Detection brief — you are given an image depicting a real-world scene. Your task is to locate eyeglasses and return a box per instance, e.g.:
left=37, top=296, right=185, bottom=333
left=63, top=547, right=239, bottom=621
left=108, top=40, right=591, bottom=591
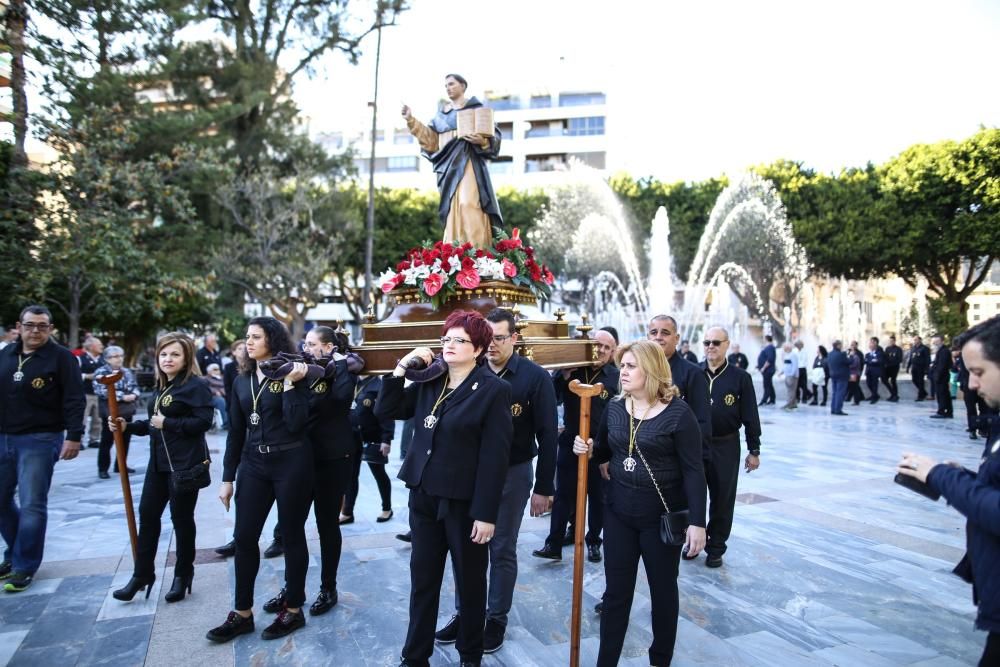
left=20, top=323, right=52, bottom=331
left=703, top=339, right=728, bottom=347
left=439, top=336, right=471, bottom=346
left=491, top=335, right=513, bottom=343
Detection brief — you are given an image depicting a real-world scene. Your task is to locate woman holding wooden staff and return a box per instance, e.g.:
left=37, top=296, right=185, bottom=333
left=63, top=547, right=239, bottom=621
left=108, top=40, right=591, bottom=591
left=108, top=332, right=213, bottom=603
left=574, top=339, right=706, bottom=667
left=375, top=310, right=511, bottom=667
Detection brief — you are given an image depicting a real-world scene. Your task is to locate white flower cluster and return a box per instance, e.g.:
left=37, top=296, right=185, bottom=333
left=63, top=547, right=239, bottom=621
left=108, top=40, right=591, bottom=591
left=378, top=255, right=507, bottom=289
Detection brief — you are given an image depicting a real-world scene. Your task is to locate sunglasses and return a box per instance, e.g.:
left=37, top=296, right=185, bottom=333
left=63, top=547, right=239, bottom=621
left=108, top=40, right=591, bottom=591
left=703, top=339, right=728, bottom=347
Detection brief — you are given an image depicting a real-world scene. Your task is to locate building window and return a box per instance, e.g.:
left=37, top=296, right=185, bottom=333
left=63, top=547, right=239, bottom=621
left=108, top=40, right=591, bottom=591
left=530, top=95, right=551, bottom=108
left=393, top=129, right=414, bottom=144
left=497, top=122, right=514, bottom=140
left=525, top=121, right=552, bottom=138
left=559, top=92, right=606, bottom=107
left=487, top=96, right=521, bottom=111
left=370, top=129, right=385, bottom=143
left=489, top=158, right=513, bottom=175
left=566, top=116, right=605, bottom=136
left=387, top=156, right=419, bottom=172
left=525, top=154, right=567, bottom=173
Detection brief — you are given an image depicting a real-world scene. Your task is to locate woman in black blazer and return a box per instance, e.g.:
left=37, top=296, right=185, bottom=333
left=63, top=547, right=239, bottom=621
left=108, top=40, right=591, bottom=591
left=375, top=309, right=512, bottom=667
left=208, top=316, right=312, bottom=643
left=109, top=332, right=214, bottom=603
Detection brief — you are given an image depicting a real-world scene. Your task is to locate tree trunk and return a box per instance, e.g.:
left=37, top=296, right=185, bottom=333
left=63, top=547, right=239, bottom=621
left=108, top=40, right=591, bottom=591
left=68, top=278, right=82, bottom=349
left=5, top=0, right=28, bottom=167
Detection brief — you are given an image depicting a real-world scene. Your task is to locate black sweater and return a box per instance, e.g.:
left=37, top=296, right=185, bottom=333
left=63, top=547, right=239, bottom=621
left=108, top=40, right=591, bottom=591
left=0, top=339, right=85, bottom=441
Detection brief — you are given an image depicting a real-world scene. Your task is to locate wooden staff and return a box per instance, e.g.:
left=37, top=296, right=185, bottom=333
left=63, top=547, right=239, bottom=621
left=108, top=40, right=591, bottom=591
left=568, top=378, right=604, bottom=667
left=97, top=371, right=139, bottom=561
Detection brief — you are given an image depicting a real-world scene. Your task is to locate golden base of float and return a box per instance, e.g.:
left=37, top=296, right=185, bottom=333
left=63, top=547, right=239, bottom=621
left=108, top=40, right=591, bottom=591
left=353, top=280, right=599, bottom=374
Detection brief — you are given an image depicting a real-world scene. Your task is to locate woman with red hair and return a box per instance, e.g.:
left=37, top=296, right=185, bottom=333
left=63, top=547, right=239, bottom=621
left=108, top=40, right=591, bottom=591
left=376, top=309, right=512, bottom=667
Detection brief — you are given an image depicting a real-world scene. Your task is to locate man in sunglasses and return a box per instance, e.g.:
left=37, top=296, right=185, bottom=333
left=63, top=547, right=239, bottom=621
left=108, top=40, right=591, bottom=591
left=0, top=305, right=86, bottom=592
left=700, top=327, right=761, bottom=568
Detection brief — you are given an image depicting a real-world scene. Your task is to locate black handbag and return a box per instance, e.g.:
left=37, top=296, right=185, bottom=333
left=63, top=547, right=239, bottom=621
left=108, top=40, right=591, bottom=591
left=634, top=442, right=690, bottom=546
left=161, top=431, right=211, bottom=494
left=361, top=442, right=388, bottom=465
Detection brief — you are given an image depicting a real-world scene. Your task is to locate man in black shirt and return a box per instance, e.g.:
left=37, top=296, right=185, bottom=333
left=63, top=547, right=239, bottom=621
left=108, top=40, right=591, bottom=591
left=908, top=335, right=930, bottom=401
left=930, top=335, right=954, bottom=418
left=436, top=309, right=558, bottom=653
left=533, top=329, right=618, bottom=564
left=701, top=327, right=761, bottom=568
left=680, top=340, right=699, bottom=365
left=196, top=333, right=223, bottom=376
left=79, top=336, right=104, bottom=448
left=0, top=305, right=85, bottom=592
left=757, top=336, right=777, bottom=405
left=882, top=335, right=903, bottom=402
left=727, top=344, right=749, bottom=371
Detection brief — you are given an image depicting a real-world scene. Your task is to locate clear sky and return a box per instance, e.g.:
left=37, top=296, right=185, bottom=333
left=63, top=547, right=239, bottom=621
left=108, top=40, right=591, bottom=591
left=293, top=0, right=1000, bottom=182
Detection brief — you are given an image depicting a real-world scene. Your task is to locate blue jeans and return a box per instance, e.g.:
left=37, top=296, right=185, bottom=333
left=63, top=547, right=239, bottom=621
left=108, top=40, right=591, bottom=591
left=831, top=379, right=848, bottom=414
left=0, top=432, right=63, bottom=574
left=211, top=396, right=229, bottom=428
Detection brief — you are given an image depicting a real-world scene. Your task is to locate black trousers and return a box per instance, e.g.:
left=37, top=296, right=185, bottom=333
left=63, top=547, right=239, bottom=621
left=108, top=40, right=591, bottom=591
left=882, top=366, right=899, bottom=398
left=98, top=416, right=132, bottom=474
left=705, top=435, right=741, bottom=557
left=599, top=498, right=682, bottom=667
left=403, top=488, right=489, bottom=665
left=313, top=455, right=352, bottom=589
left=810, top=380, right=828, bottom=404
left=135, top=466, right=198, bottom=579
left=547, top=447, right=604, bottom=549
left=865, top=373, right=881, bottom=400
left=761, top=370, right=776, bottom=403
left=797, top=368, right=811, bottom=401
left=935, top=380, right=953, bottom=416
left=847, top=378, right=864, bottom=404
left=343, top=434, right=391, bottom=514
left=981, top=631, right=1000, bottom=667
left=963, top=389, right=988, bottom=432
left=233, top=444, right=314, bottom=610
left=912, top=367, right=928, bottom=399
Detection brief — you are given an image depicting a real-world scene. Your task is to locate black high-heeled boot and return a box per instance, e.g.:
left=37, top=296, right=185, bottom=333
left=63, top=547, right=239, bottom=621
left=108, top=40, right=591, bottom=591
left=113, top=575, right=155, bottom=601
left=164, top=574, right=193, bottom=603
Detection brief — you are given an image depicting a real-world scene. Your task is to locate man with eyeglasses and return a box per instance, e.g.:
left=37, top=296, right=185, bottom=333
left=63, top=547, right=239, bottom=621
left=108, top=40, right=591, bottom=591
left=700, top=327, right=761, bottom=568
left=435, top=309, right=558, bottom=654
left=0, top=305, right=86, bottom=592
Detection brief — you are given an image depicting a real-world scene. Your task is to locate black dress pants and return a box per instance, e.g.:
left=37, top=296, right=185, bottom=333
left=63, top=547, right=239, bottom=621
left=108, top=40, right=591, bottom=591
left=882, top=367, right=899, bottom=398
left=980, top=631, right=1000, bottom=667
left=912, top=368, right=927, bottom=399
left=343, top=434, right=392, bottom=514
left=705, top=435, right=741, bottom=557
left=546, top=445, right=604, bottom=549
left=797, top=368, right=811, bottom=401
left=135, top=466, right=198, bottom=579
left=599, top=496, right=682, bottom=667
left=761, top=370, right=776, bottom=403
left=233, top=444, right=314, bottom=610
left=865, top=373, right=880, bottom=400
left=313, top=455, right=352, bottom=589
left=935, top=380, right=953, bottom=416
left=810, top=380, right=828, bottom=404
left=403, top=488, right=489, bottom=665
left=98, top=416, right=132, bottom=474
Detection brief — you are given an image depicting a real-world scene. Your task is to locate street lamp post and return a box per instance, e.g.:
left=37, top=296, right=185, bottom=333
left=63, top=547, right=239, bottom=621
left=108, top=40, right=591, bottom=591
left=362, top=25, right=383, bottom=313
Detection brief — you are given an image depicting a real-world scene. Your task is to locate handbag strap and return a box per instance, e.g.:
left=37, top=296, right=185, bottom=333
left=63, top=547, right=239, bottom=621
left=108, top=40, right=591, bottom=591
left=156, top=425, right=211, bottom=474
left=632, top=440, right=673, bottom=515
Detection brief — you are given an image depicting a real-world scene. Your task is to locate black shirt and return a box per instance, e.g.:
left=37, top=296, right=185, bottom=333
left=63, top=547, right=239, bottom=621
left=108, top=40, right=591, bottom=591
left=667, top=352, right=712, bottom=459
left=223, top=372, right=312, bottom=481
left=908, top=344, right=930, bottom=371
left=553, top=363, right=620, bottom=446
left=703, top=360, right=762, bottom=451
left=307, top=358, right=356, bottom=461
left=727, top=352, right=749, bottom=370
left=0, top=339, right=86, bottom=441
left=493, top=353, right=558, bottom=497
left=79, top=352, right=102, bottom=395
left=196, top=347, right=222, bottom=376
left=595, top=398, right=707, bottom=527
left=128, top=377, right=213, bottom=473
left=350, top=375, right=395, bottom=444
left=884, top=344, right=903, bottom=369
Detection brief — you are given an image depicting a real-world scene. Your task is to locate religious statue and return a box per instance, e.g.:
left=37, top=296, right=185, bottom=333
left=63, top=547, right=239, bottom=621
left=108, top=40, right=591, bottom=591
left=401, top=73, right=503, bottom=249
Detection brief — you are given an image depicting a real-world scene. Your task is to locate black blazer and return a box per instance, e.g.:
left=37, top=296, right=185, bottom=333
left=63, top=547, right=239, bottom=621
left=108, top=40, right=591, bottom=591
left=128, top=376, right=213, bottom=473
left=931, top=346, right=953, bottom=384
left=375, top=364, right=512, bottom=523
left=306, top=358, right=355, bottom=461
left=351, top=376, right=395, bottom=444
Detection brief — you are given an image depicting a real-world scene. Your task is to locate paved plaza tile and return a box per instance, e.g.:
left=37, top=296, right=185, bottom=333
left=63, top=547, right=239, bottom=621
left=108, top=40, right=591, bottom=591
left=0, top=380, right=986, bottom=666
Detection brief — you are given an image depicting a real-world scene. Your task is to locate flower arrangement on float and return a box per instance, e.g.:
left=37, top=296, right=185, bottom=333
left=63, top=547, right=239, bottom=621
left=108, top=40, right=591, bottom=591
left=378, top=228, right=555, bottom=308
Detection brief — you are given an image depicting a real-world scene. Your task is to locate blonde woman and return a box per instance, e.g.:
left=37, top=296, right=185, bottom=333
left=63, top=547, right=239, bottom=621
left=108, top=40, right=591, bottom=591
left=575, top=339, right=706, bottom=667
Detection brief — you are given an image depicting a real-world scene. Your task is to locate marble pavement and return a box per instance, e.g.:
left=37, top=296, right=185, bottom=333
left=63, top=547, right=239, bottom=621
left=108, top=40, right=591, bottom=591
left=0, top=377, right=988, bottom=666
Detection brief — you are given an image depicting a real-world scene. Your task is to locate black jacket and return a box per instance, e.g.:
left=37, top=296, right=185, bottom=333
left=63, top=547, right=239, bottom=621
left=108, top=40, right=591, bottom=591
left=703, top=361, right=761, bottom=450
left=928, top=417, right=1000, bottom=632
left=128, top=377, right=213, bottom=473
left=827, top=349, right=850, bottom=381
left=350, top=375, right=395, bottom=444
left=375, top=364, right=512, bottom=523
left=79, top=352, right=102, bottom=396
left=884, top=344, right=903, bottom=369
left=554, top=363, right=619, bottom=444
left=223, top=373, right=312, bottom=482
left=931, top=346, right=953, bottom=384
left=667, top=352, right=712, bottom=460
left=306, top=359, right=356, bottom=461
left=0, top=339, right=86, bottom=441
left=196, top=347, right=222, bottom=376
left=727, top=352, right=749, bottom=370
left=908, top=344, right=930, bottom=372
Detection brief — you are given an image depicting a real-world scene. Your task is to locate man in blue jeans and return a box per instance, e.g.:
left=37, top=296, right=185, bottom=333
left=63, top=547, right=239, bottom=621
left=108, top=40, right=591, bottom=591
left=0, top=305, right=85, bottom=592
left=827, top=340, right=851, bottom=416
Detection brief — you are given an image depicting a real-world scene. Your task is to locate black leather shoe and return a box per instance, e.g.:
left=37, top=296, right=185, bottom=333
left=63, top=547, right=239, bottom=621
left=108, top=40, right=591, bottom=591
left=112, top=575, right=155, bottom=601
left=263, top=539, right=284, bottom=559
left=261, top=608, right=305, bottom=640
left=206, top=611, right=254, bottom=643
left=263, top=587, right=287, bottom=613
left=0, top=560, right=11, bottom=580
left=98, top=471, right=110, bottom=479
left=562, top=526, right=575, bottom=546
left=164, top=574, right=192, bottom=603
left=531, top=543, right=561, bottom=561
left=587, top=543, right=602, bottom=563
left=376, top=509, right=394, bottom=523
left=395, top=531, right=411, bottom=543
left=214, top=540, right=236, bottom=558
left=483, top=618, right=505, bottom=653
left=309, top=587, right=337, bottom=616
left=970, top=432, right=979, bottom=440
left=706, top=554, right=723, bottom=568
left=434, top=614, right=460, bottom=643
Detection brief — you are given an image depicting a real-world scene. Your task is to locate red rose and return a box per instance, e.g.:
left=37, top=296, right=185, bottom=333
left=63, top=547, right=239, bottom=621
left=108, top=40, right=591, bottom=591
left=461, top=256, right=475, bottom=271
left=502, top=258, right=517, bottom=278
left=475, top=249, right=485, bottom=258
left=456, top=269, right=481, bottom=289
left=422, top=273, right=444, bottom=296
left=543, top=269, right=554, bottom=285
